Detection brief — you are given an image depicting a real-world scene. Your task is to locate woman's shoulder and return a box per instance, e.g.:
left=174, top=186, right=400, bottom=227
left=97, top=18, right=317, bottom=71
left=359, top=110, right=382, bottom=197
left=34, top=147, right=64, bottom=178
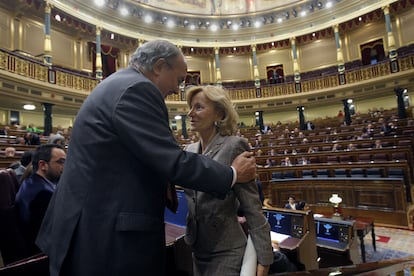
left=221, top=135, right=250, bottom=152
left=224, top=135, right=248, bottom=144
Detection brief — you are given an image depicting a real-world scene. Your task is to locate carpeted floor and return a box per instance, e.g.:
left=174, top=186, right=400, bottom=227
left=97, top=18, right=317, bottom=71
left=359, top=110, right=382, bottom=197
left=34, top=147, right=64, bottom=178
left=364, top=226, right=414, bottom=256
left=363, top=226, right=414, bottom=275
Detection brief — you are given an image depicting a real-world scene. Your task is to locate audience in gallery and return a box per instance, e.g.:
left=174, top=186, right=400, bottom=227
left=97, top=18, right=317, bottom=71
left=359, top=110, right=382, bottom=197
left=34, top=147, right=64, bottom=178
left=0, top=125, right=9, bottom=135
left=15, top=136, right=25, bottom=145
left=264, top=158, right=276, bottom=168
left=307, top=146, right=318, bottom=153
left=24, top=132, right=40, bottom=145
left=306, top=121, right=315, bottom=130
left=281, top=156, right=292, bottom=166
left=331, top=143, right=340, bottom=152
left=374, top=139, right=383, bottom=149
left=347, top=143, right=357, bottom=151
left=47, top=131, right=66, bottom=146
left=262, top=124, right=272, bottom=134
left=297, top=156, right=309, bottom=165
left=8, top=150, right=34, bottom=183
left=25, top=124, right=43, bottom=134
left=4, top=146, right=16, bottom=157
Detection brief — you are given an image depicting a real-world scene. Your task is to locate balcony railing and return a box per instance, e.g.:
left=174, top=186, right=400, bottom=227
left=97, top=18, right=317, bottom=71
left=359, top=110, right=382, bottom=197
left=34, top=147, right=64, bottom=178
left=0, top=48, right=99, bottom=93
left=1, top=47, right=413, bottom=101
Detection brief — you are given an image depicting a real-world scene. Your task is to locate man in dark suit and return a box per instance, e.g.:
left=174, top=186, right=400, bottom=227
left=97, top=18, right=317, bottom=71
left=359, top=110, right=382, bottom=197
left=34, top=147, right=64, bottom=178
left=36, top=40, right=256, bottom=276
left=16, top=144, right=66, bottom=255
left=284, top=195, right=305, bottom=210
left=284, top=195, right=299, bottom=210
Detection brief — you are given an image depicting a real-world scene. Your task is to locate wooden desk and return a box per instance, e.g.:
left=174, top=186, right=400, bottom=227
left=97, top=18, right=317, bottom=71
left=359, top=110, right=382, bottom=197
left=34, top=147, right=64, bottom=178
left=165, top=223, right=192, bottom=275
left=263, top=207, right=319, bottom=270
left=353, top=217, right=376, bottom=263
left=316, top=215, right=376, bottom=264
left=165, top=223, right=186, bottom=247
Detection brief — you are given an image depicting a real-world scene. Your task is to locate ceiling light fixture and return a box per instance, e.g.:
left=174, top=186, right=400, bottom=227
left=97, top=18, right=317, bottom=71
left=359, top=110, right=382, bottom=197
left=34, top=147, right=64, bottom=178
left=144, top=14, right=153, bottom=23
left=23, top=104, right=36, bottom=111
left=120, top=7, right=129, bottom=16
left=94, top=0, right=105, bottom=7
left=166, top=20, right=175, bottom=28
left=210, top=24, right=218, bottom=32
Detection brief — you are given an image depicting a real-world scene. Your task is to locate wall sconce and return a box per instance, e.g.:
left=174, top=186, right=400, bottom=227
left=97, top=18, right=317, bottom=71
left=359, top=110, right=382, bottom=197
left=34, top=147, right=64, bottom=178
left=329, top=194, right=342, bottom=218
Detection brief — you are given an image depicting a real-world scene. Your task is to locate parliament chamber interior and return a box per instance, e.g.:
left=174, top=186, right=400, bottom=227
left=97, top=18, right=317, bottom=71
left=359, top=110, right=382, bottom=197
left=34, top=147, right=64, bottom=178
left=1, top=0, right=414, bottom=275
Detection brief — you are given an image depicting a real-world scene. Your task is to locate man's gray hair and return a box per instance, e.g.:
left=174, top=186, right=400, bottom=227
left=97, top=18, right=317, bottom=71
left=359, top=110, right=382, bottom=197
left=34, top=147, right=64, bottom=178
left=129, top=40, right=182, bottom=72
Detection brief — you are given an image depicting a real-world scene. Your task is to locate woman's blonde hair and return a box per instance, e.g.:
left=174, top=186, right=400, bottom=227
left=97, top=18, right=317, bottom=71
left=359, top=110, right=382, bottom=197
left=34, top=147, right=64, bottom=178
left=186, top=85, right=239, bottom=136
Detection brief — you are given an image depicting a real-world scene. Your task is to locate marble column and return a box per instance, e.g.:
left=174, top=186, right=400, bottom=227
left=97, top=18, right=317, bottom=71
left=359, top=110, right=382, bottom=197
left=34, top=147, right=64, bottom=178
left=95, top=26, right=103, bottom=80
left=334, top=25, right=346, bottom=85
left=44, top=2, right=52, bottom=65
left=383, top=5, right=399, bottom=72
left=43, top=103, right=54, bottom=136
left=214, top=47, right=222, bottom=85
left=291, top=37, right=301, bottom=92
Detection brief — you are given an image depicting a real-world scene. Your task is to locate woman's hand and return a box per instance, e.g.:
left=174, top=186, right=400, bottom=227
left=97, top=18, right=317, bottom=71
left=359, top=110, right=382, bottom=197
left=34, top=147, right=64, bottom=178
left=256, top=264, right=269, bottom=276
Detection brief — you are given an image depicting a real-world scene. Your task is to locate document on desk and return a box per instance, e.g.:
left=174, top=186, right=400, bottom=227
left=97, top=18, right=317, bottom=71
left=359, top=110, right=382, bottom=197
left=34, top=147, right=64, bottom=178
left=270, top=231, right=290, bottom=243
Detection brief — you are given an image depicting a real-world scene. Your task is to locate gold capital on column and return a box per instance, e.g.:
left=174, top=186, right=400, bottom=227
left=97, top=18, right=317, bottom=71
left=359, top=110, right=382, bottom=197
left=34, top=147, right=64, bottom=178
left=45, top=3, right=51, bottom=14
left=382, top=5, right=389, bottom=15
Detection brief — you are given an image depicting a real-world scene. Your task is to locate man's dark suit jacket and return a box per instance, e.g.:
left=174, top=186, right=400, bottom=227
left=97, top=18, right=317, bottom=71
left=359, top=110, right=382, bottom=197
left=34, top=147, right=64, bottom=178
left=15, top=173, right=55, bottom=255
left=36, top=67, right=234, bottom=276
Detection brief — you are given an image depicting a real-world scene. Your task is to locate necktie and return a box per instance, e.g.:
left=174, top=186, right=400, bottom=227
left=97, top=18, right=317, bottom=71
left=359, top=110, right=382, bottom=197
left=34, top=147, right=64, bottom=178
left=166, top=182, right=178, bottom=213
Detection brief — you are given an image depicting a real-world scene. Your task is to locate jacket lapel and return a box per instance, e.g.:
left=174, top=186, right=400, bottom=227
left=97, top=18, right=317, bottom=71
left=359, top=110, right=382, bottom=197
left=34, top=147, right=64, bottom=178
left=203, top=134, right=225, bottom=158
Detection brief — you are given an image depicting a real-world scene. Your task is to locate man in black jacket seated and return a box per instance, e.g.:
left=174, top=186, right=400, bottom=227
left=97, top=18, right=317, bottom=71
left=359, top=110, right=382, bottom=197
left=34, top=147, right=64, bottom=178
left=15, top=144, right=66, bottom=255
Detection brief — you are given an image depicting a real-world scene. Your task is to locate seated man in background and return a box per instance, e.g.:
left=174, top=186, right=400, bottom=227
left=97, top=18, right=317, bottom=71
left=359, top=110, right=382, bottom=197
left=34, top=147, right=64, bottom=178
left=9, top=150, right=34, bottom=183
left=284, top=195, right=305, bottom=210
left=5, top=146, right=16, bottom=157
left=15, top=144, right=66, bottom=255
left=47, top=130, right=66, bottom=146
left=269, top=241, right=298, bottom=274
left=24, top=132, right=41, bottom=145
left=284, top=195, right=298, bottom=210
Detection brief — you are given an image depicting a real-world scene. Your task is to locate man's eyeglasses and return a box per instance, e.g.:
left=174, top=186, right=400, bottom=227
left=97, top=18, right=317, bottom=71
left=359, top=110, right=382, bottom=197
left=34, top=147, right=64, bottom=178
left=48, top=159, right=66, bottom=165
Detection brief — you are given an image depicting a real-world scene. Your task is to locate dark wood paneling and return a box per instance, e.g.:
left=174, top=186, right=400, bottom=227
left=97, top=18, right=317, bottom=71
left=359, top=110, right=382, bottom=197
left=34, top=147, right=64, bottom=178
left=266, top=177, right=408, bottom=227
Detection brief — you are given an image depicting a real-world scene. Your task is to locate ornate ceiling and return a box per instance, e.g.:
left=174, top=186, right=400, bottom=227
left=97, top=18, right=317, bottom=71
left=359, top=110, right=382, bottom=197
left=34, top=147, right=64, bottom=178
left=45, top=0, right=397, bottom=47
left=128, top=0, right=301, bottom=15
